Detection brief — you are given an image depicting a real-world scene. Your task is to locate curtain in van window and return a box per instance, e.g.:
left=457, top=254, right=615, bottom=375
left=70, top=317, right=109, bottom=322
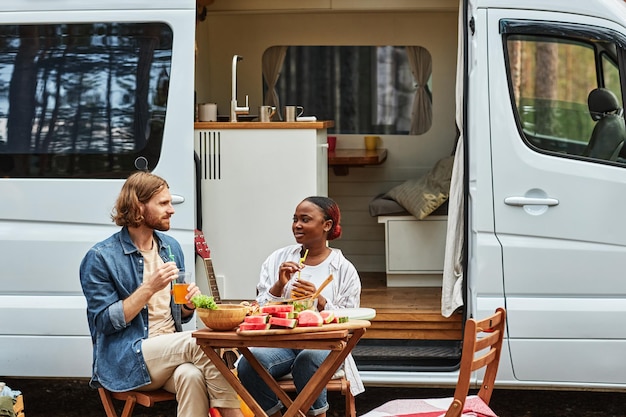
left=406, top=46, right=432, bottom=135
left=262, top=45, right=288, bottom=119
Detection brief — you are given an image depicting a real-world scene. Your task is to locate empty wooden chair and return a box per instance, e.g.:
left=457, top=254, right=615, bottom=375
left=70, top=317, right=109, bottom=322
left=98, top=387, right=176, bottom=417
left=359, top=307, right=506, bottom=417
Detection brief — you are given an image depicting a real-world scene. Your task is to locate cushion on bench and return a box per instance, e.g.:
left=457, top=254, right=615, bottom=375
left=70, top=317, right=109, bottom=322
left=373, top=155, right=453, bottom=219
left=368, top=194, right=410, bottom=217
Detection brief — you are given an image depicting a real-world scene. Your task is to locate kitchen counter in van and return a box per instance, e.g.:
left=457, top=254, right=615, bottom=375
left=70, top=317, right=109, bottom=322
left=194, top=121, right=334, bottom=129
left=194, top=121, right=330, bottom=300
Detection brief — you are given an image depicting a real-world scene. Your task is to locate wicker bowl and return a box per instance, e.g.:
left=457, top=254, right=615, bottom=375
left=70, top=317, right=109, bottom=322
left=197, top=304, right=248, bottom=331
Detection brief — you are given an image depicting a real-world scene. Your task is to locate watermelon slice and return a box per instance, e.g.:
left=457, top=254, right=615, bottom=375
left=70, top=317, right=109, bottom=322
left=273, top=311, right=299, bottom=319
left=244, top=314, right=269, bottom=324
left=297, top=310, right=324, bottom=327
left=260, top=304, right=295, bottom=314
left=320, top=310, right=335, bottom=324
left=239, top=323, right=271, bottom=331
left=269, top=317, right=298, bottom=329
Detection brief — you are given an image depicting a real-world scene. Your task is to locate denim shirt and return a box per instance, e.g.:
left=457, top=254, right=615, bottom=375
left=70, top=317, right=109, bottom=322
left=79, top=227, right=190, bottom=392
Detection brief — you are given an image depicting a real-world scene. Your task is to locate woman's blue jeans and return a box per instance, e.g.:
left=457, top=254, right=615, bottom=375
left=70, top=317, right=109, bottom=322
left=237, top=348, right=331, bottom=416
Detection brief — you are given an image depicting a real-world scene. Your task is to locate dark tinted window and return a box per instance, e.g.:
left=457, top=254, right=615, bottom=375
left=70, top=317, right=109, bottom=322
left=0, top=22, right=172, bottom=178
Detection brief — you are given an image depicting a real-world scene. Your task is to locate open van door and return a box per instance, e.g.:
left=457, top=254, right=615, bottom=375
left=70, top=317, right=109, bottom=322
left=487, top=8, right=626, bottom=385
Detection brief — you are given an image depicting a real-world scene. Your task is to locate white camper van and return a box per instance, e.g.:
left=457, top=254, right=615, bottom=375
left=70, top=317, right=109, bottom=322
left=3, top=0, right=626, bottom=392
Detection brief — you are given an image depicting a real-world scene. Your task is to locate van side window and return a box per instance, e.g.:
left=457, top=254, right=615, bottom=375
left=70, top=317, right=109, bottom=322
left=0, top=22, right=173, bottom=178
left=504, top=27, right=626, bottom=163
left=601, top=53, right=621, bottom=95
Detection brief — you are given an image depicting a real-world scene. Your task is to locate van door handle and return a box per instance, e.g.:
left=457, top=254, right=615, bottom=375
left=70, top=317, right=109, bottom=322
left=504, top=196, right=559, bottom=206
left=171, top=194, right=185, bottom=204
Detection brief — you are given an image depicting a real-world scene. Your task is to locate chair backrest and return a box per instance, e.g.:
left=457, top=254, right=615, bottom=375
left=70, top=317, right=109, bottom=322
left=445, top=307, right=506, bottom=417
left=585, top=88, right=626, bottom=161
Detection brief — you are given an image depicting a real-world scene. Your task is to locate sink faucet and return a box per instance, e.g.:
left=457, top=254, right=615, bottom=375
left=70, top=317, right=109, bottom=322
left=230, top=54, right=249, bottom=122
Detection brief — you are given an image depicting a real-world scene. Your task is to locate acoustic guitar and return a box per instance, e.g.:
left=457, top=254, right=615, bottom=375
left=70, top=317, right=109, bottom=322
left=194, top=229, right=240, bottom=369
left=194, top=229, right=221, bottom=304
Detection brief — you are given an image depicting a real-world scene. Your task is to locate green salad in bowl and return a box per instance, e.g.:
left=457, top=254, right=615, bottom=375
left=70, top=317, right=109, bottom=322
left=290, top=298, right=317, bottom=312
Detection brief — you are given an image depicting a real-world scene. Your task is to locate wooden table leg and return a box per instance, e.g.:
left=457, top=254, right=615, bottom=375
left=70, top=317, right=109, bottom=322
left=198, top=345, right=269, bottom=417
left=237, top=347, right=299, bottom=415
left=283, top=329, right=366, bottom=417
left=283, top=350, right=344, bottom=417
left=324, top=329, right=366, bottom=379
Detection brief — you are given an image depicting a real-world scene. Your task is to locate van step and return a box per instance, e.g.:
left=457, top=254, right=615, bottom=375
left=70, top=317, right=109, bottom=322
left=352, top=340, right=462, bottom=371
left=361, top=310, right=463, bottom=340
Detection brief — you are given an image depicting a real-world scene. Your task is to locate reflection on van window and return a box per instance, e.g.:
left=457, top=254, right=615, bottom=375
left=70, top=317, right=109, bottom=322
left=506, top=33, right=626, bottom=163
left=0, top=23, right=173, bottom=178
left=263, top=45, right=432, bottom=135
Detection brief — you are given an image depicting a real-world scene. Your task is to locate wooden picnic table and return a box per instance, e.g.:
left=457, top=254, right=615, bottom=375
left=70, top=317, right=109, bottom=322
left=193, top=320, right=370, bottom=417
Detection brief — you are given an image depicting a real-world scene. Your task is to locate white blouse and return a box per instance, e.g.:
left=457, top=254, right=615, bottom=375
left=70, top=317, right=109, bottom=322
left=255, top=244, right=364, bottom=395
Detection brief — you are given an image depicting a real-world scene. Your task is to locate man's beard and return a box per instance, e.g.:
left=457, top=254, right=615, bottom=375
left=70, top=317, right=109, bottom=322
left=144, top=211, right=170, bottom=231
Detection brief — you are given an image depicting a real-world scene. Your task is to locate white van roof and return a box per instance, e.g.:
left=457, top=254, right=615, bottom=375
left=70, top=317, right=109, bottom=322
left=477, top=0, right=626, bottom=22
left=0, top=0, right=194, bottom=12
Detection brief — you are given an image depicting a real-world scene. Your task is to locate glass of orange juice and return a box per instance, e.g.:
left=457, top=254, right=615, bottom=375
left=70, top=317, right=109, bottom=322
left=172, top=271, right=192, bottom=304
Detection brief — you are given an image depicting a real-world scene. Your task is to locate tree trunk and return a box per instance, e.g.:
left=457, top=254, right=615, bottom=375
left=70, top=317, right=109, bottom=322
left=534, top=42, right=559, bottom=135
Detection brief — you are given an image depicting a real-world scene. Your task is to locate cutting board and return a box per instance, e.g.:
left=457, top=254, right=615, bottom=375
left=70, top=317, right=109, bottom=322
left=237, top=319, right=370, bottom=336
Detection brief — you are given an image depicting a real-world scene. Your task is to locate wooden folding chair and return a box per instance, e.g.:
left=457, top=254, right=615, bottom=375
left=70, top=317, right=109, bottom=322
left=360, top=307, right=506, bottom=417
left=98, top=387, right=176, bottom=417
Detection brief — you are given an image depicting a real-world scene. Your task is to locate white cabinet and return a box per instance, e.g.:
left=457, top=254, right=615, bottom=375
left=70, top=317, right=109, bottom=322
left=378, top=215, right=447, bottom=287
left=194, top=123, right=329, bottom=300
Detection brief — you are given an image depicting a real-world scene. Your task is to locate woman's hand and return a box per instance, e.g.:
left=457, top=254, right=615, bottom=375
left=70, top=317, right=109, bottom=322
left=292, top=278, right=327, bottom=311
left=270, top=261, right=302, bottom=297
left=278, top=261, right=302, bottom=288
left=278, top=261, right=302, bottom=286
left=291, top=277, right=316, bottom=298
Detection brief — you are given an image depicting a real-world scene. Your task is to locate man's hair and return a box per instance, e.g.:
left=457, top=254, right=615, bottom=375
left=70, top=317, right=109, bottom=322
left=112, top=171, right=169, bottom=227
